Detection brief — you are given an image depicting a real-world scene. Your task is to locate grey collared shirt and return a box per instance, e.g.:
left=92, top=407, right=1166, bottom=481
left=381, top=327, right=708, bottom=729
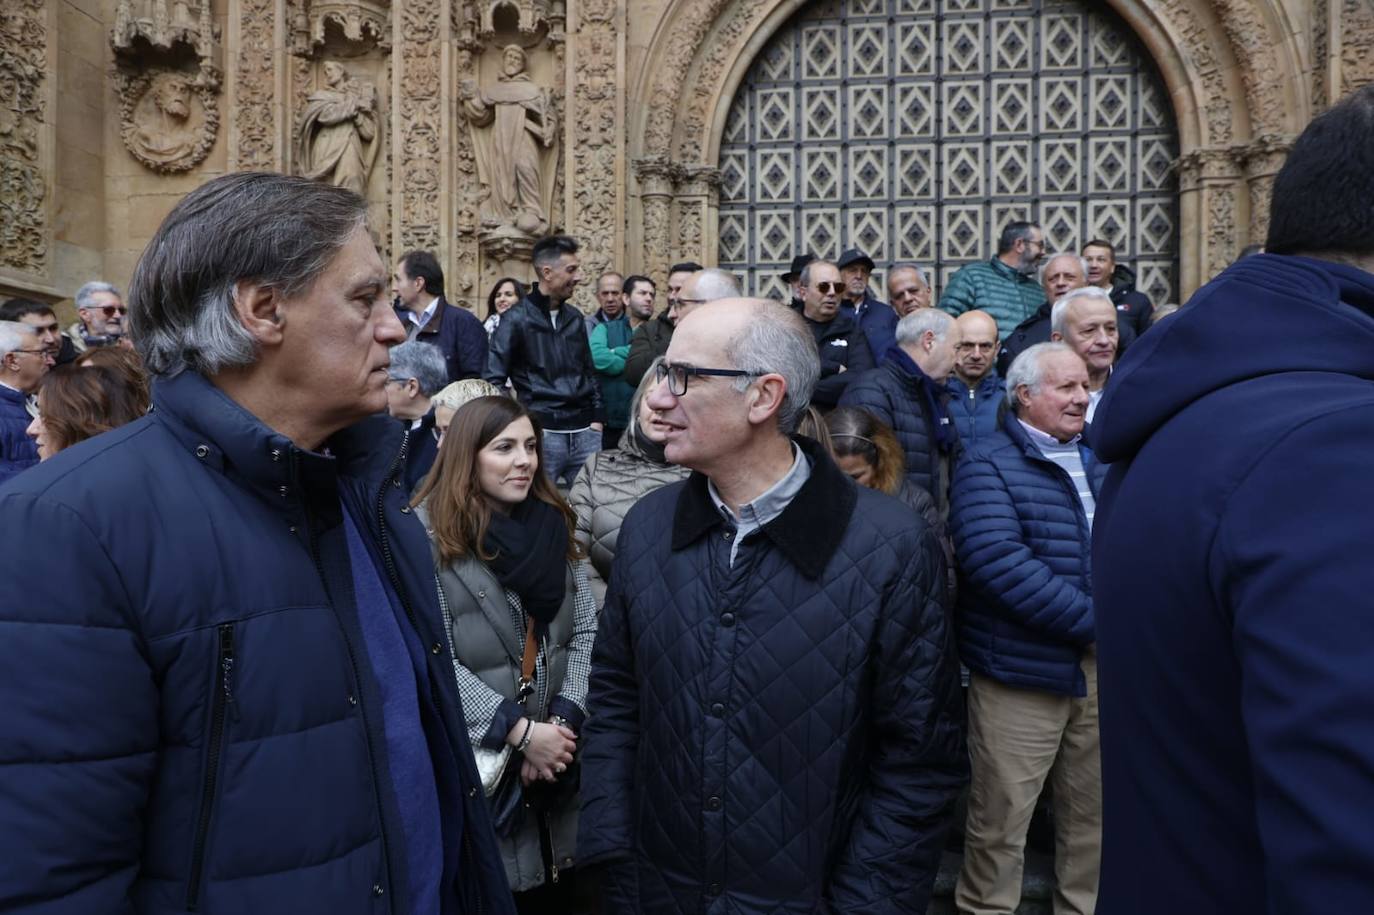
left=707, top=444, right=812, bottom=566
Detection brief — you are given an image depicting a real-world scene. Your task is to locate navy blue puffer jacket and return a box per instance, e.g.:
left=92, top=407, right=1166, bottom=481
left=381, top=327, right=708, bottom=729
left=950, top=412, right=1105, bottom=697
left=579, top=438, right=967, bottom=914
left=0, top=371, right=513, bottom=915
left=839, top=349, right=957, bottom=510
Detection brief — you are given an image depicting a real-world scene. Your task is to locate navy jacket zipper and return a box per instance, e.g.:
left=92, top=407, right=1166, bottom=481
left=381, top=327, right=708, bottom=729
left=186, top=622, right=235, bottom=910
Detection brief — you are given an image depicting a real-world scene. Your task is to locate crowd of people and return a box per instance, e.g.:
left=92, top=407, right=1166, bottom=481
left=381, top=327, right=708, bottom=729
left=3, top=84, right=1374, bottom=915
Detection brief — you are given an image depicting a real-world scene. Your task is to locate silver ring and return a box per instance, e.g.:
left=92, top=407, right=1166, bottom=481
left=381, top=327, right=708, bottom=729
left=556, top=764, right=566, bottom=773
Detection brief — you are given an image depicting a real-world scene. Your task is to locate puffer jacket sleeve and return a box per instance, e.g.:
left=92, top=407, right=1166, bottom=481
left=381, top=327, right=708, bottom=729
left=577, top=512, right=642, bottom=894
left=826, top=523, right=968, bottom=912
left=950, top=453, right=1094, bottom=645
left=567, top=457, right=609, bottom=607
left=0, top=492, right=156, bottom=912
left=937, top=265, right=977, bottom=317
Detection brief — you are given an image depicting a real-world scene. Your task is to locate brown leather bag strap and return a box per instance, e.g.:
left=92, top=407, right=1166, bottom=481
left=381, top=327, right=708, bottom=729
left=516, top=617, right=538, bottom=703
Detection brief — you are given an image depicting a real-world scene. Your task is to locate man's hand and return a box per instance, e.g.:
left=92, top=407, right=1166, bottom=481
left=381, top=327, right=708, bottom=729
left=591, top=422, right=604, bottom=432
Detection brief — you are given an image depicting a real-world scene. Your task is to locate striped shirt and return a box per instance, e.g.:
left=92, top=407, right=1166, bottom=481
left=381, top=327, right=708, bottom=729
left=1019, top=420, right=1096, bottom=528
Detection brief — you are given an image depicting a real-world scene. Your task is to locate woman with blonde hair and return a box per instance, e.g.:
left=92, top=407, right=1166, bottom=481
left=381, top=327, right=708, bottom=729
left=414, top=395, right=595, bottom=911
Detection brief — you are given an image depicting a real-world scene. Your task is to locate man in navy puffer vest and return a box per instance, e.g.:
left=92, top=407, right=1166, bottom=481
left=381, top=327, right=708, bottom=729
left=949, top=342, right=1106, bottom=915
left=0, top=173, right=514, bottom=915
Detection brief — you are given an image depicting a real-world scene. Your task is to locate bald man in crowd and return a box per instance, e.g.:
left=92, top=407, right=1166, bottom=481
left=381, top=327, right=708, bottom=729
left=946, top=310, right=1003, bottom=449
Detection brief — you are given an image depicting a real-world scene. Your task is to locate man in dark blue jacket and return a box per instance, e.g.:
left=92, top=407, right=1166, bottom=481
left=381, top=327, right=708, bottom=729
left=837, top=247, right=898, bottom=360
left=950, top=342, right=1106, bottom=915
left=840, top=307, right=961, bottom=515
left=391, top=249, right=488, bottom=383
left=0, top=172, right=513, bottom=915
left=0, top=320, right=45, bottom=483
left=946, top=309, right=1002, bottom=450
left=580, top=298, right=966, bottom=914
left=1090, top=85, right=1374, bottom=914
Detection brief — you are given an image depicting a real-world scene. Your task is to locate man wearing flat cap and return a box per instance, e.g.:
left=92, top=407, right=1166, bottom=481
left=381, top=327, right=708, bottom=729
left=838, top=247, right=898, bottom=361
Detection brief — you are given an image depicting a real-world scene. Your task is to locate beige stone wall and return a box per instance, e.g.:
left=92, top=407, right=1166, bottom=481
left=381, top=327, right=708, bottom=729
left=3, top=0, right=1372, bottom=317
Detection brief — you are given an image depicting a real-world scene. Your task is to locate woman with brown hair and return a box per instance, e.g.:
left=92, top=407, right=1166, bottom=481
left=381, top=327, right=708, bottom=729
left=25, top=364, right=145, bottom=460
left=825, top=405, right=937, bottom=518
left=74, top=345, right=151, bottom=414
left=413, top=394, right=595, bottom=912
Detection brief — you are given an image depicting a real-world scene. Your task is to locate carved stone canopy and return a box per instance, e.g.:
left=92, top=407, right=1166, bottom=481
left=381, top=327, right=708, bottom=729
left=290, top=0, right=392, bottom=56
left=111, top=0, right=221, bottom=89
left=462, top=0, right=566, bottom=46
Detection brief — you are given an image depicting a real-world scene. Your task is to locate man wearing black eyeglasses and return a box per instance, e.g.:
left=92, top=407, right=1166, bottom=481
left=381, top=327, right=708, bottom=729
left=0, top=321, right=46, bottom=482
left=580, top=297, right=966, bottom=915
left=70, top=280, right=130, bottom=351
left=798, top=259, right=874, bottom=406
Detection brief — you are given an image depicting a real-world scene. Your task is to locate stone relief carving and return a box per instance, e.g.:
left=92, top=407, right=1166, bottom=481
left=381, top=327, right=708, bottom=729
left=399, top=0, right=442, bottom=253
left=1206, top=185, right=1237, bottom=276
left=460, top=45, right=559, bottom=237
left=289, top=0, right=391, bottom=56
left=634, top=155, right=681, bottom=293
left=1233, top=133, right=1292, bottom=243
left=236, top=0, right=277, bottom=169
left=1342, top=0, right=1374, bottom=97
left=565, top=0, right=619, bottom=311
left=0, top=0, right=48, bottom=273
left=120, top=68, right=218, bottom=173
left=111, top=0, right=221, bottom=172
left=295, top=61, right=379, bottom=194
left=1211, top=0, right=1289, bottom=135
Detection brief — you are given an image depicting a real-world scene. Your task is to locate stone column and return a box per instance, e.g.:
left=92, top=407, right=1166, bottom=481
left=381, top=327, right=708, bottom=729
left=0, top=0, right=54, bottom=298
left=1234, top=134, right=1293, bottom=248
left=674, top=165, right=721, bottom=267
left=633, top=155, right=679, bottom=293
left=230, top=0, right=282, bottom=171
left=1176, top=148, right=1244, bottom=289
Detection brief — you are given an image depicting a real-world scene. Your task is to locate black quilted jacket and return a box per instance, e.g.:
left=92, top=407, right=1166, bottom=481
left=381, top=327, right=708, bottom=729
left=578, top=437, right=968, bottom=913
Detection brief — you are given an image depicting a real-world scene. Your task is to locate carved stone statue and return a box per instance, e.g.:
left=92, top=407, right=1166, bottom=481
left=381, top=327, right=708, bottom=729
left=460, top=45, right=559, bottom=236
left=295, top=61, right=379, bottom=196
left=126, top=72, right=204, bottom=168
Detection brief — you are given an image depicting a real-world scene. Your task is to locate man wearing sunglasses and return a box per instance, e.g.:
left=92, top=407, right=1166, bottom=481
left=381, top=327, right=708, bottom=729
left=580, top=297, right=966, bottom=915
left=70, top=280, right=130, bottom=351
left=798, top=259, right=874, bottom=407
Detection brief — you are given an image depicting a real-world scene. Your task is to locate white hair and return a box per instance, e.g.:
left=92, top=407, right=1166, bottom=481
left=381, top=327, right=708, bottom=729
left=1049, top=285, right=1115, bottom=336
left=724, top=300, right=820, bottom=435
left=387, top=341, right=450, bottom=397
left=690, top=268, right=742, bottom=302
left=888, top=262, right=929, bottom=286
left=75, top=281, right=121, bottom=312
left=894, top=307, right=952, bottom=346
left=1005, top=341, right=1077, bottom=411
left=1037, top=253, right=1089, bottom=289
left=0, top=320, right=37, bottom=358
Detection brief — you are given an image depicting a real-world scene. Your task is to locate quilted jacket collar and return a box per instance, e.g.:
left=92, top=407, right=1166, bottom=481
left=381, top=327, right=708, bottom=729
left=671, top=435, right=858, bottom=579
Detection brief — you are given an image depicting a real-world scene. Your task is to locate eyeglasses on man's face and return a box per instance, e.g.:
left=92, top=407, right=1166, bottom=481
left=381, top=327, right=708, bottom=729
left=101, top=305, right=128, bottom=318
left=808, top=281, right=842, bottom=295
left=654, top=361, right=760, bottom=396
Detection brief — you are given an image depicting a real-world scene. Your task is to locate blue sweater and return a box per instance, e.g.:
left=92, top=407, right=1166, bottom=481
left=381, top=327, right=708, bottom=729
left=1090, top=253, right=1374, bottom=913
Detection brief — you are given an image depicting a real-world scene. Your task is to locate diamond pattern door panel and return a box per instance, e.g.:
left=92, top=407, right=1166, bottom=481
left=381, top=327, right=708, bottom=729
left=718, top=0, right=1180, bottom=305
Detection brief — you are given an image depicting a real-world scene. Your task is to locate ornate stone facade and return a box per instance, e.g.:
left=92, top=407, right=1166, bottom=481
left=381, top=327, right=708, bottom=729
left=4, top=0, right=1373, bottom=313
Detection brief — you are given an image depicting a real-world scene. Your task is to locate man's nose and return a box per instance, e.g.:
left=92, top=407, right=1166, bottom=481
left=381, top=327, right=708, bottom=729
left=376, top=305, right=406, bottom=343
left=646, top=378, right=675, bottom=411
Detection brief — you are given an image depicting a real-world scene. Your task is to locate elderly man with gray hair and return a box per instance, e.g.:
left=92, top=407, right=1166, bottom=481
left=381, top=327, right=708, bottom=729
left=840, top=306, right=962, bottom=515
left=0, top=172, right=515, bottom=914
left=0, top=320, right=47, bottom=482
left=70, top=280, right=130, bottom=351
left=384, top=339, right=451, bottom=492
left=948, top=340, right=1106, bottom=915
left=1050, top=285, right=1120, bottom=422
left=579, top=297, right=966, bottom=914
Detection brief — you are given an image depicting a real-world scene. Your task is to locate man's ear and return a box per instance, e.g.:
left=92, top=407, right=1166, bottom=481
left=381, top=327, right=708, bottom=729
left=405, top=378, right=420, bottom=399
left=747, top=373, right=788, bottom=427
left=1050, top=330, right=1064, bottom=343
left=1016, top=384, right=1034, bottom=409
left=231, top=281, right=285, bottom=347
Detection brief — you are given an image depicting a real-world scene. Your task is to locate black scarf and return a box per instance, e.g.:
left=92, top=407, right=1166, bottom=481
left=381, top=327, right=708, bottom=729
left=632, top=422, right=668, bottom=465
left=481, top=498, right=568, bottom=624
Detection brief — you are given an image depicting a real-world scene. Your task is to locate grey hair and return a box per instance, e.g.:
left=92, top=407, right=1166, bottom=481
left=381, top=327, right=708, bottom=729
left=797, top=259, right=838, bottom=287
left=625, top=355, right=667, bottom=445
left=894, top=306, right=952, bottom=346
left=387, top=341, right=450, bottom=397
left=1037, top=252, right=1089, bottom=288
left=1005, top=341, right=1077, bottom=411
left=431, top=378, right=506, bottom=412
left=0, top=320, right=37, bottom=358
left=887, top=262, right=929, bottom=286
left=127, top=172, right=370, bottom=377
left=75, top=281, right=121, bottom=312
left=723, top=300, right=820, bottom=435
left=1049, top=285, right=1115, bottom=336
left=690, top=268, right=741, bottom=302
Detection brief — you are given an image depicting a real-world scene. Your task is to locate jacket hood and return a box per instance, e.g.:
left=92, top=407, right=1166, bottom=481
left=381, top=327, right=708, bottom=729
left=1090, top=254, right=1374, bottom=463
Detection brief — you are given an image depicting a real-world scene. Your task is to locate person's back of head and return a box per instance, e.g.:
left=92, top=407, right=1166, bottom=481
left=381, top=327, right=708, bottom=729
left=74, top=345, right=151, bottom=414
left=826, top=406, right=905, bottom=496
left=385, top=340, right=449, bottom=421
left=688, top=268, right=741, bottom=303
left=894, top=307, right=958, bottom=381
left=31, top=364, right=145, bottom=458
left=1266, top=84, right=1374, bottom=262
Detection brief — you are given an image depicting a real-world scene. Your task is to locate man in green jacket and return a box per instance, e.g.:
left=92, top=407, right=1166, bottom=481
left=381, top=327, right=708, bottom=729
left=939, top=221, right=1047, bottom=338
left=589, top=274, right=655, bottom=449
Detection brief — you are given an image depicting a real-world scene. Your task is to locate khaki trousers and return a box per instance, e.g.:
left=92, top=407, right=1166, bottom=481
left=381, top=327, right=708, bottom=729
left=955, top=650, right=1101, bottom=915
